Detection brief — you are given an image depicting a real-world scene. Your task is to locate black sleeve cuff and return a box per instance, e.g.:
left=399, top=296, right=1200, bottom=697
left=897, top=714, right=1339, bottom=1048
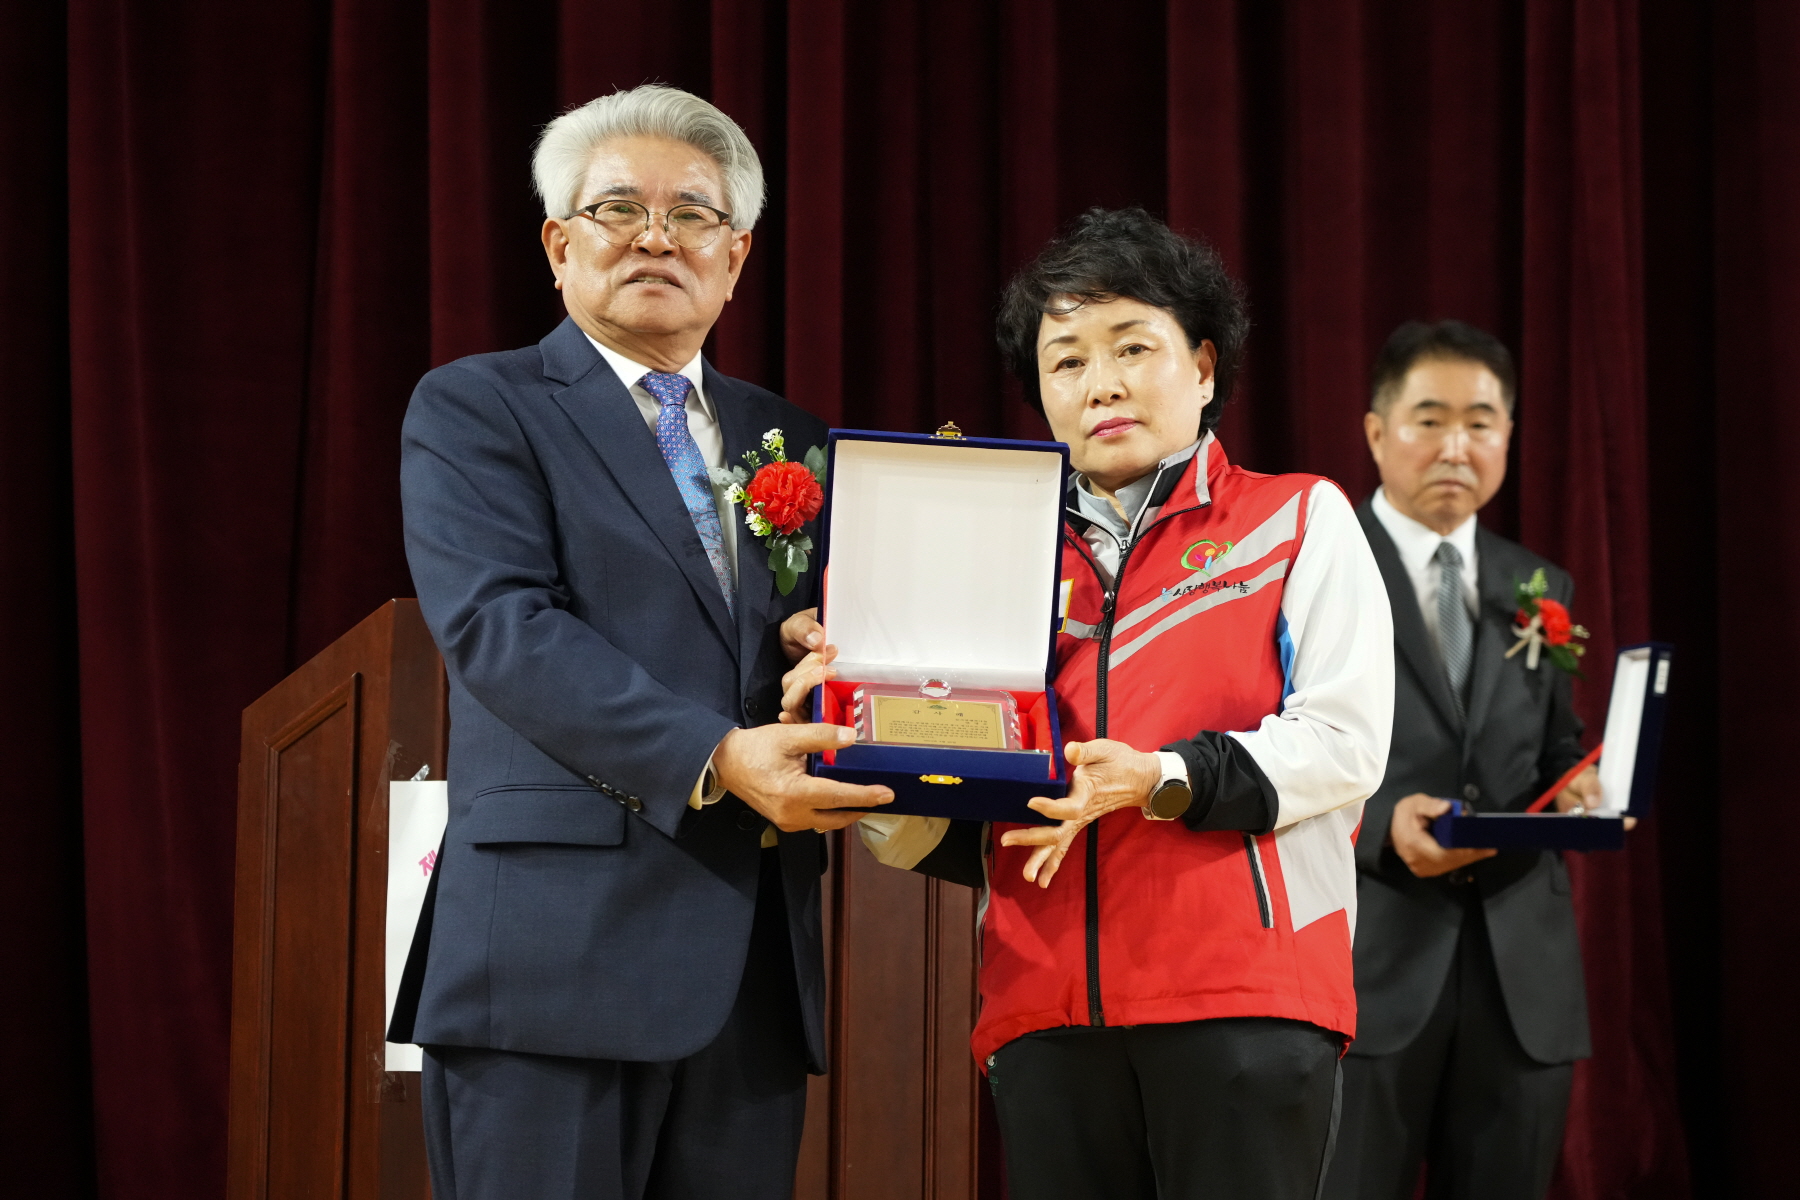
left=910, top=819, right=987, bottom=889
left=1164, top=732, right=1279, bottom=835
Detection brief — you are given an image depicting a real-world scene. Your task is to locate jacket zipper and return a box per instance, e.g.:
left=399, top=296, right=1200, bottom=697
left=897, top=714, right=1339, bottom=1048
left=1242, top=833, right=1274, bottom=929
left=1071, top=492, right=1203, bottom=1027
left=1086, top=550, right=1126, bottom=1027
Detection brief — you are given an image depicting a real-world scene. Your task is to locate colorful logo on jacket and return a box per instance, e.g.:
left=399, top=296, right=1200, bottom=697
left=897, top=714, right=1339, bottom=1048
left=1179, top=538, right=1233, bottom=575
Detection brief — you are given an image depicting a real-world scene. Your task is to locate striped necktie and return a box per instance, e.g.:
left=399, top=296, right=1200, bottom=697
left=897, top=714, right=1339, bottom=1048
left=639, top=371, right=735, bottom=617
left=1435, top=541, right=1472, bottom=715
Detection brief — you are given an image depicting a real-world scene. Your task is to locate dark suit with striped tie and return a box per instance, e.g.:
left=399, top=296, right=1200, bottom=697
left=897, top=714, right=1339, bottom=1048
left=1322, top=499, right=1591, bottom=1200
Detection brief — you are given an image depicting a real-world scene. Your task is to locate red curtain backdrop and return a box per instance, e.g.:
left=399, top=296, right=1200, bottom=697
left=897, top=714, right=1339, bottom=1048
left=1710, top=5, right=1800, bottom=1200
left=0, top=4, right=92, bottom=1198
left=3, top=0, right=1790, bottom=1196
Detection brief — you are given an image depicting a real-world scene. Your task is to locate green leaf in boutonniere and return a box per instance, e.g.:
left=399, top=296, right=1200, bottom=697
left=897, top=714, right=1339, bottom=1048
left=803, top=444, right=828, bottom=488
left=709, top=464, right=751, bottom=491
left=769, top=533, right=814, bottom=596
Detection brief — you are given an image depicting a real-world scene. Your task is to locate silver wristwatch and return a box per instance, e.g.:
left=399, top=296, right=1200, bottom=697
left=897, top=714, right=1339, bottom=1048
left=1143, top=750, right=1194, bottom=821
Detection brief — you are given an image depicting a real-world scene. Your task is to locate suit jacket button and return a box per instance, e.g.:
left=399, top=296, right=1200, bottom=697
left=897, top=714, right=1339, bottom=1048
left=1462, top=784, right=1481, bottom=803
left=737, top=809, right=762, bottom=832
left=745, top=697, right=765, bottom=720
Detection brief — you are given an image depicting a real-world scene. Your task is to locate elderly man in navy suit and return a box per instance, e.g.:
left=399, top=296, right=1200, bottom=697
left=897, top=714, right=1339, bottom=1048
left=393, top=85, right=893, bottom=1200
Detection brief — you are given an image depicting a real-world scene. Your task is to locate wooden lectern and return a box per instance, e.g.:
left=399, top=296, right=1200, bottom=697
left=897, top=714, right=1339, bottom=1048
left=228, top=601, right=983, bottom=1200
left=228, top=601, right=444, bottom=1200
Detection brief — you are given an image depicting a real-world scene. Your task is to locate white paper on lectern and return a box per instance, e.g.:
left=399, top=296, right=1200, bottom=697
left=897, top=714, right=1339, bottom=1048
left=824, top=439, right=1064, bottom=692
left=385, top=779, right=447, bottom=1072
left=1596, top=648, right=1653, bottom=816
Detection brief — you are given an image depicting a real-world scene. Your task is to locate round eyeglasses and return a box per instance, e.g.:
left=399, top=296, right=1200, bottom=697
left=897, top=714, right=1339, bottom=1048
left=570, top=199, right=733, bottom=249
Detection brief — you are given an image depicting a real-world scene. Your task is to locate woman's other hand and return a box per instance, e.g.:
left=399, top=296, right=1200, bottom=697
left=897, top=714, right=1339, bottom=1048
left=779, top=607, right=825, bottom=665
left=778, top=643, right=837, bottom=724
left=777, top=608, right=835, bottom=724
left=999, top=739, right=1160, bottom=888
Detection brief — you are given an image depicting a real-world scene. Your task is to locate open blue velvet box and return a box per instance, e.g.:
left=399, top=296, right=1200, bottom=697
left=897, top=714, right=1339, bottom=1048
left=1433, top=642, right=1674, bottom=851
left=807, top=428, right=1072, bottom=825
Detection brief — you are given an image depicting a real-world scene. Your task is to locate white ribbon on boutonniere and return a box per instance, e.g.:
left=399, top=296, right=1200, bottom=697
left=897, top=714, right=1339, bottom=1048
left=1507, top=609, right=1550, bottom=670
left=1504, top=567, right=1589, bottom=675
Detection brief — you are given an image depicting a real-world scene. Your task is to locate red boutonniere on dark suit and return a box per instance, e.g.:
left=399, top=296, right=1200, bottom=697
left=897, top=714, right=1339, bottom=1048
left=1506, top=567, right=1590, bottom=675
left=713, top=429, right=827, bottom=595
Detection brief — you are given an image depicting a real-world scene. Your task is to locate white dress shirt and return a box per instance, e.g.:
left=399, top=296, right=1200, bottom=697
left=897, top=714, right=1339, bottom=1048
left=1370, top=486, right=1479, bottom=659
left=585, top=334, right=738, bottom=815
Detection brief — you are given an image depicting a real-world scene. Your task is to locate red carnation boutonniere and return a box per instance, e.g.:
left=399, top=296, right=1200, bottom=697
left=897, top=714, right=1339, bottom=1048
left=712, top=429, right=828, bottom=595
left=1505, top=567, right=1590, bottom=675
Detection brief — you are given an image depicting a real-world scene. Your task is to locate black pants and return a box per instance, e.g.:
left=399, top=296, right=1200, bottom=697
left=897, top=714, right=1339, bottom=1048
left=419, top=850, right=809, bottom=1200
left=1323, top=898, right=1573, bottom=1200
left=989, top=1016, right=1344, bottom=1200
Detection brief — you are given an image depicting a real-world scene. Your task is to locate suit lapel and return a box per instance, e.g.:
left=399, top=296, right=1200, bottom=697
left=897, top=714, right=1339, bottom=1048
left=709, top=366, right=780, bottom=670
left=1357, top=499, right=1464, bottom=734
left=1462, top=526, right=1522, bottom=750
left=542, top=321, right=739, bottom=656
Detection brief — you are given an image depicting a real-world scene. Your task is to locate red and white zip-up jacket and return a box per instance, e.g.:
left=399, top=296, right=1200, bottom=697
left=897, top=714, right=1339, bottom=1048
left=860, top=434, right=1393, bottom=1065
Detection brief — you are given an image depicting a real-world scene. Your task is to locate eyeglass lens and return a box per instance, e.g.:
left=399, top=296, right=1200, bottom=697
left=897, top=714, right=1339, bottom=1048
left=584, top=200, right=725, bottom=248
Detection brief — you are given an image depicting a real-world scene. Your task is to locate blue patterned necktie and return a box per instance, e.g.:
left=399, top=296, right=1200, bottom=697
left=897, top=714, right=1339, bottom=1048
left=1435, top=541, right=1472, bottom=716
left=639, top=371, right=734, bottom=617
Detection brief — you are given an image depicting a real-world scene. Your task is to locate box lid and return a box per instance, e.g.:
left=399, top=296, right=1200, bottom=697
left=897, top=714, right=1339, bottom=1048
left=1595, top=642, right=1674, bottom=817
left=820, top=430, right=1070, bottom=693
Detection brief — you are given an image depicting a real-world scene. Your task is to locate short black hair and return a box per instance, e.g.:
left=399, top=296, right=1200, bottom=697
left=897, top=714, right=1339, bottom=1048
left=1370, top=319, right=1517, bottom=415
left=996, top=207, right=1250, bottom=433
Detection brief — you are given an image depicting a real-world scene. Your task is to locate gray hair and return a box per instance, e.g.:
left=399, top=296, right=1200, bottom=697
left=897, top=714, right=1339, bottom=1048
left=532, top=85, right=766, bottom=231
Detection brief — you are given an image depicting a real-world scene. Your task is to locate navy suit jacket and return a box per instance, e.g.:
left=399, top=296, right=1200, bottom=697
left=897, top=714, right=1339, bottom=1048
left=1351, top=499, right=1591, bottom=1064
left=392, top=316, right=831, bottom=1069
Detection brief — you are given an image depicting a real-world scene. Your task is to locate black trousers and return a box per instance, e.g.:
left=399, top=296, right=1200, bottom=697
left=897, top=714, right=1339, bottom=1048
left=989, top=1016, right=1344, bottom=1200
left=419, top=850, right=809, bottom=1200
left=1323, top=897, right=1573, bottom=1200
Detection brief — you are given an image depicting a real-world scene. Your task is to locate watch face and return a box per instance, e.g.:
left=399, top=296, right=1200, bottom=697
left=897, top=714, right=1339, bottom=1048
left=1150, top=780, right=1193, bottom=820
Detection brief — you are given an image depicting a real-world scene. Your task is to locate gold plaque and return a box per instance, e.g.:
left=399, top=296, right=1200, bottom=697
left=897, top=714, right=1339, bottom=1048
left=869, top=695, right=1007, bottom=749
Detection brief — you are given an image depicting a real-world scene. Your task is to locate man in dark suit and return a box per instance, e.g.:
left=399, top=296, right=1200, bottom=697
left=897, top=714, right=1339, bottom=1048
left=392, top=85, right=893, bottom=1200
left=1323, top=321, right=1601, bottom=1200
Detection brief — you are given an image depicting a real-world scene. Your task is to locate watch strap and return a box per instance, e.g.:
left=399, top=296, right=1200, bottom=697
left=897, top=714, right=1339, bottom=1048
left=1143, top=750, right=1193, bottom=821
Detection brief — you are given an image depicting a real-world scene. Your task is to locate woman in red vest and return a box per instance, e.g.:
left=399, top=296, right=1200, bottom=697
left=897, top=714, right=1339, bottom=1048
left=786, top=209, right=1395, bottom=1200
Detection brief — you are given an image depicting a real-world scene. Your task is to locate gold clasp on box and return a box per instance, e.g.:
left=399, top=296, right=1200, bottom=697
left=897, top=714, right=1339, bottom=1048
left=919, top=774, right=964, bottom=785
left=933, top=421, right=964, bottom=439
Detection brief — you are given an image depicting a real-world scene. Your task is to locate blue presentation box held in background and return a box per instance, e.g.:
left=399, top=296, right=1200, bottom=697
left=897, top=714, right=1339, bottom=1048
left=1431, top=802, right=1629, bottom=851
left=1432, top=642, right=1673, bottom=851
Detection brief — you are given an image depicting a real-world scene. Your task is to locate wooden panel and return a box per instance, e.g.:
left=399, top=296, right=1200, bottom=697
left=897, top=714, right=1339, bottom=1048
left=264, top=680, right=359, bottom=1200
left=924, top=880, right=980, bottom=1199
left=838, top=839, right=930, bottom=1198
left=796, top=832, right=981, bottom=1200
